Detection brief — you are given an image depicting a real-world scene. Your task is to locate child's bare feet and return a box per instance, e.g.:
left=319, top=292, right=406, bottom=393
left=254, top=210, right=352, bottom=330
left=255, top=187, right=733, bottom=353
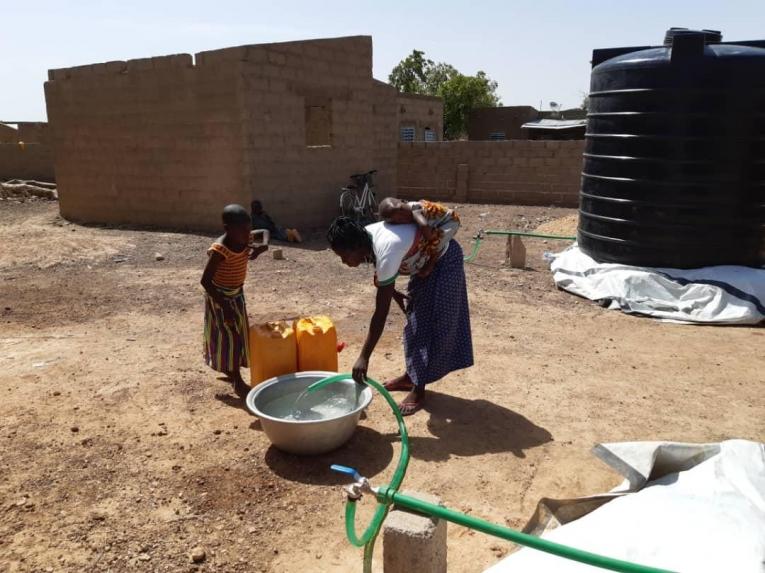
left=234, top=379, right=250, bottom=400
left=229, top=371, right=249, bottom=399
left=384, top=373, right=414, bottom=392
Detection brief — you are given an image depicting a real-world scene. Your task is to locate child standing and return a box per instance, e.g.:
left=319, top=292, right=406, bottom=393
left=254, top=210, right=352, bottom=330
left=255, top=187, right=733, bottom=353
left=201, top=204, right=267, bottom=398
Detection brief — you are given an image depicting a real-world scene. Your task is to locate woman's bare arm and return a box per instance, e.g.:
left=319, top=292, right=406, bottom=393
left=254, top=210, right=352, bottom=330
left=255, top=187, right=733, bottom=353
left=353, top=282, right=396, bottom=383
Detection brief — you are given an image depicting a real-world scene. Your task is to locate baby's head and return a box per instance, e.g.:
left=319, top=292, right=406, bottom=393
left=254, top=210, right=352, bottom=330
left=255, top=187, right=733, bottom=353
left=379, top=197, right=410, bottom=224
left=222, top=204, right=251, bottom=246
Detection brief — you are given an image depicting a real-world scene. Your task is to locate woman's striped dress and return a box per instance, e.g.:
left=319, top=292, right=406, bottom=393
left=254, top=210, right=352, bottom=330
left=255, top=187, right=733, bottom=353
left=203, top=242, right=250, bottom=373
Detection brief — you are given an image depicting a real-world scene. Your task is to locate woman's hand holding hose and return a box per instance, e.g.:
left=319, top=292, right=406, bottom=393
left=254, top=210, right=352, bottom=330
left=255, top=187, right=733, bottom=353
left=352, top=355, right=369, bottom=385
left=353, top=283, right=395, bottom=384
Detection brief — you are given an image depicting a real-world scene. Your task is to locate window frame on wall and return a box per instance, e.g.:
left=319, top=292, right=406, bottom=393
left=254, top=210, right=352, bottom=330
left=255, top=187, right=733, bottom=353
left=305, top=97, right=333, bottom=148
left=424, top=127, right=437, bottom=142
left=399, top=125, right=416, bottom=143
left=489, top=131, right=506, bottom=141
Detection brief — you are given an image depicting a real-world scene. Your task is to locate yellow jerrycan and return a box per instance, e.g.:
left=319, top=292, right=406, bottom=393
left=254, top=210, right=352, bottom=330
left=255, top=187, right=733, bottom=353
left=249, top=321, right=298, bottom=387
left=295, top=316, right=338, bottom=372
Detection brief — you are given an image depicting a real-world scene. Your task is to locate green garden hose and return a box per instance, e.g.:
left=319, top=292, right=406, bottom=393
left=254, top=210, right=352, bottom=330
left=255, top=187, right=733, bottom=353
left=463, top=230, right=575, bottom=264
left=376, top=488, right=672, bottom=573
left=308, top=374, right=674, bottom=573
left=463, top=235, right=484, bottom=263
left=485, top=229, right=576, bottom=241
left=308, top=374, right=409, bottom=573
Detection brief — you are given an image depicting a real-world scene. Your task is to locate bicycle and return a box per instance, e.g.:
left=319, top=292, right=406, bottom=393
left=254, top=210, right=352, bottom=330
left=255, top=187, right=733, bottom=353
left=339, top=169, right=378, bottom=224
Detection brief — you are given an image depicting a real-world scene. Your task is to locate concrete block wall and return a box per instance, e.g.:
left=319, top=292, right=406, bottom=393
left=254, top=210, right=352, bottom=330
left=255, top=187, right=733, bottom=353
left=0, top=143, right=55, bottom=181
left=397, top=140, right=584, bottom=206
left=371, top=80, right=399, bottom=199
left=45, top=53, right=247, bottom=230
left=43, top=35, right=430, bottom=231
left=397, top=94, right=443, bottom=141
left=236, top=36, right=392, bottom=228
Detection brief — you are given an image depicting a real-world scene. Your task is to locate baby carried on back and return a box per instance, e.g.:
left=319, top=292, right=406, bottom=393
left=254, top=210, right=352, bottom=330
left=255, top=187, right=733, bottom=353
left=378, top=197, right=460, bottom=278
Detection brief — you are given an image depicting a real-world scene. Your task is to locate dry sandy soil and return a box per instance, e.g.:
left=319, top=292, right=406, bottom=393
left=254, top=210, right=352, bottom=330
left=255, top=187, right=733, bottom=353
left=1, top=200, right=762, bottom=573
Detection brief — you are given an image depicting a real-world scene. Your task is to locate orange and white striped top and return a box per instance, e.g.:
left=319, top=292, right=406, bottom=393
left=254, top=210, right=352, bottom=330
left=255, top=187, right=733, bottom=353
left=208, top=242, right=249, bottom=289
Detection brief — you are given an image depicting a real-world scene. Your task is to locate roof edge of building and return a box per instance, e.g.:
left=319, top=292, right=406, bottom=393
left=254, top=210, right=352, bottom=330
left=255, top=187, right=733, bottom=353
left=47, top=35, right=373, bottom=81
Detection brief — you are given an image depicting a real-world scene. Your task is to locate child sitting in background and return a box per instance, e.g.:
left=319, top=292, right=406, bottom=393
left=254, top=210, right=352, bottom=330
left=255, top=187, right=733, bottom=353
left=251, top=200, right=302, bottom=243
left=378, top=197, right=461, bottom=278
left=201, top=204, right=268, bottom=399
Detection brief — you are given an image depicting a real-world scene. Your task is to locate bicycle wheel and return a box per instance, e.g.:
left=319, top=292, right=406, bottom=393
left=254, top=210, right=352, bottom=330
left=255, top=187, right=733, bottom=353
left=340, top=189, right=357, bottom=218
left=360, top=186, right=379, bottom=223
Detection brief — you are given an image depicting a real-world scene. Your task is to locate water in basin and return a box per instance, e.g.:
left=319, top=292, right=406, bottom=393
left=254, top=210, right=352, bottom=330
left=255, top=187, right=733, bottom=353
left=259, top=384, right=363, bottom=421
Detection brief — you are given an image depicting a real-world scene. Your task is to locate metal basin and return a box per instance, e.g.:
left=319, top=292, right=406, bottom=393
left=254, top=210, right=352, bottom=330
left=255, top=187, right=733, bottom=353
left=245, top=371, right=372, bottom=455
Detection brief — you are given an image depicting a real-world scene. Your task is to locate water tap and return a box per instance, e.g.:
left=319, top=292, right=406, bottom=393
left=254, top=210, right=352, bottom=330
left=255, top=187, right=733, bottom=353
left=331, top=464, right=373, bottom=500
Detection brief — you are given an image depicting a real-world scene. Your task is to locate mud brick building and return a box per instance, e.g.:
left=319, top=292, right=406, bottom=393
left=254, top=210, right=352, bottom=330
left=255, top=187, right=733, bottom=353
left=396, top=93, right=443, bottom=142
left=468, top=106, right=587, bottom=141
left=45, top=36, right=435, bottom=230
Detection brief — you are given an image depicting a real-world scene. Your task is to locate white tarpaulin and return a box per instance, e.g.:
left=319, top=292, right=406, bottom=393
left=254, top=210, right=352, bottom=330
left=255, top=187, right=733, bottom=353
left=486, top=440, right=765, bottom=573
left=549, top=245, right=765, bottom=325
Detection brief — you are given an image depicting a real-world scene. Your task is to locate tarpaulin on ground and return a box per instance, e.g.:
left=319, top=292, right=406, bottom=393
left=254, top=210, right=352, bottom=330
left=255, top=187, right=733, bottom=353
left=548, top=245, right=765, bottom=325
left=485, top=440, right=765, bottom=573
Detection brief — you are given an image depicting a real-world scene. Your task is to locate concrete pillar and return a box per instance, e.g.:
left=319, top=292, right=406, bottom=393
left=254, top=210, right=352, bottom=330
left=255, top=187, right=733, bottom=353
left=507, top=235, right=526, bottom=269
left=383, top=492, right=447, bottom=573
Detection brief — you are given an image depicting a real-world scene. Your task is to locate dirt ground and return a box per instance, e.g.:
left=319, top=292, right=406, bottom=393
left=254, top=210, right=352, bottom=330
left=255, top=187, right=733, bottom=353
left=1, top=200, right=762, bottom=573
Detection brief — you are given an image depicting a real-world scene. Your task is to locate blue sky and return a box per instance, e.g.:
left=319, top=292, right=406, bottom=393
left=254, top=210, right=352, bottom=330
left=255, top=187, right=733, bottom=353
left=2, top=0, right=763, bottom=120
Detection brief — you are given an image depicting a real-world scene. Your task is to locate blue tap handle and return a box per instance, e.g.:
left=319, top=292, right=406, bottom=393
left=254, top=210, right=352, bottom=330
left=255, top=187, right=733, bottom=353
left=331, top=464, right=362, bottom=482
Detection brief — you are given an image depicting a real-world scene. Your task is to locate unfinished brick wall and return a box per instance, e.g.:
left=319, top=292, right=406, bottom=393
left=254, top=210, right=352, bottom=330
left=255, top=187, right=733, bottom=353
left=397, top=94, right=443, bottom=141
left=0, top=143, right=55, bottom=181
left=45, top=36, right=401, bottom=231
left=45, top=53, right=245, bottom=229
left=397, top=140, right=584, bottom=206
left=234, top=36, right=395, bottom=228
left=371, top=81, right=399, bottom=198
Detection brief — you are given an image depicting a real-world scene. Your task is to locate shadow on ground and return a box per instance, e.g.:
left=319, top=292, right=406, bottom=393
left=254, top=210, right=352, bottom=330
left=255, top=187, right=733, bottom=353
left=408, top=391, right=553, bottom=461
left=215, top=392, right=251, bottom=414
left=264, top=425, right=395, bottom=485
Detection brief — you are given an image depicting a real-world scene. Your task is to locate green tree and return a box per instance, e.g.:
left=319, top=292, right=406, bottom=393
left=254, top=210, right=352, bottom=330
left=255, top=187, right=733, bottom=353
left=439, top=71, right=500, bottom=139
left=388, top=49, right=432, bottom=94
left=424, top=62, right=458, bottom=95
left=389, top=50, right=501, bottom=139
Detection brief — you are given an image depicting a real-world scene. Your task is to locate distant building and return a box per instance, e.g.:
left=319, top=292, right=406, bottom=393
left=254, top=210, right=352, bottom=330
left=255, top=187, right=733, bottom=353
left=522, top=118, right=587, bottom=140
left=17, top=122, right=50, bottom=144
left=397, top=93, right=443, bottom=142
left=0, top=122, right=54, bottom=181
left=0, top=122, right=49, bottom=143
left=0, top=123, right=18, bottom=144
left=467, top=106, right=538, bottom=141
left=467, top=106, right=586, bottom=140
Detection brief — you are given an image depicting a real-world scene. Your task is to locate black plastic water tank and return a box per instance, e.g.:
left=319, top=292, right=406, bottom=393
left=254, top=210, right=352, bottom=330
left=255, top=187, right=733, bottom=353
left=579, top=28, right=765, bottom=268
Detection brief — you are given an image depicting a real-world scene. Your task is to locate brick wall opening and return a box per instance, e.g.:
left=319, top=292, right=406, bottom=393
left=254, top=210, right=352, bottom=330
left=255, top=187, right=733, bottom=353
left=305, top=97, right=332, bottom=147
